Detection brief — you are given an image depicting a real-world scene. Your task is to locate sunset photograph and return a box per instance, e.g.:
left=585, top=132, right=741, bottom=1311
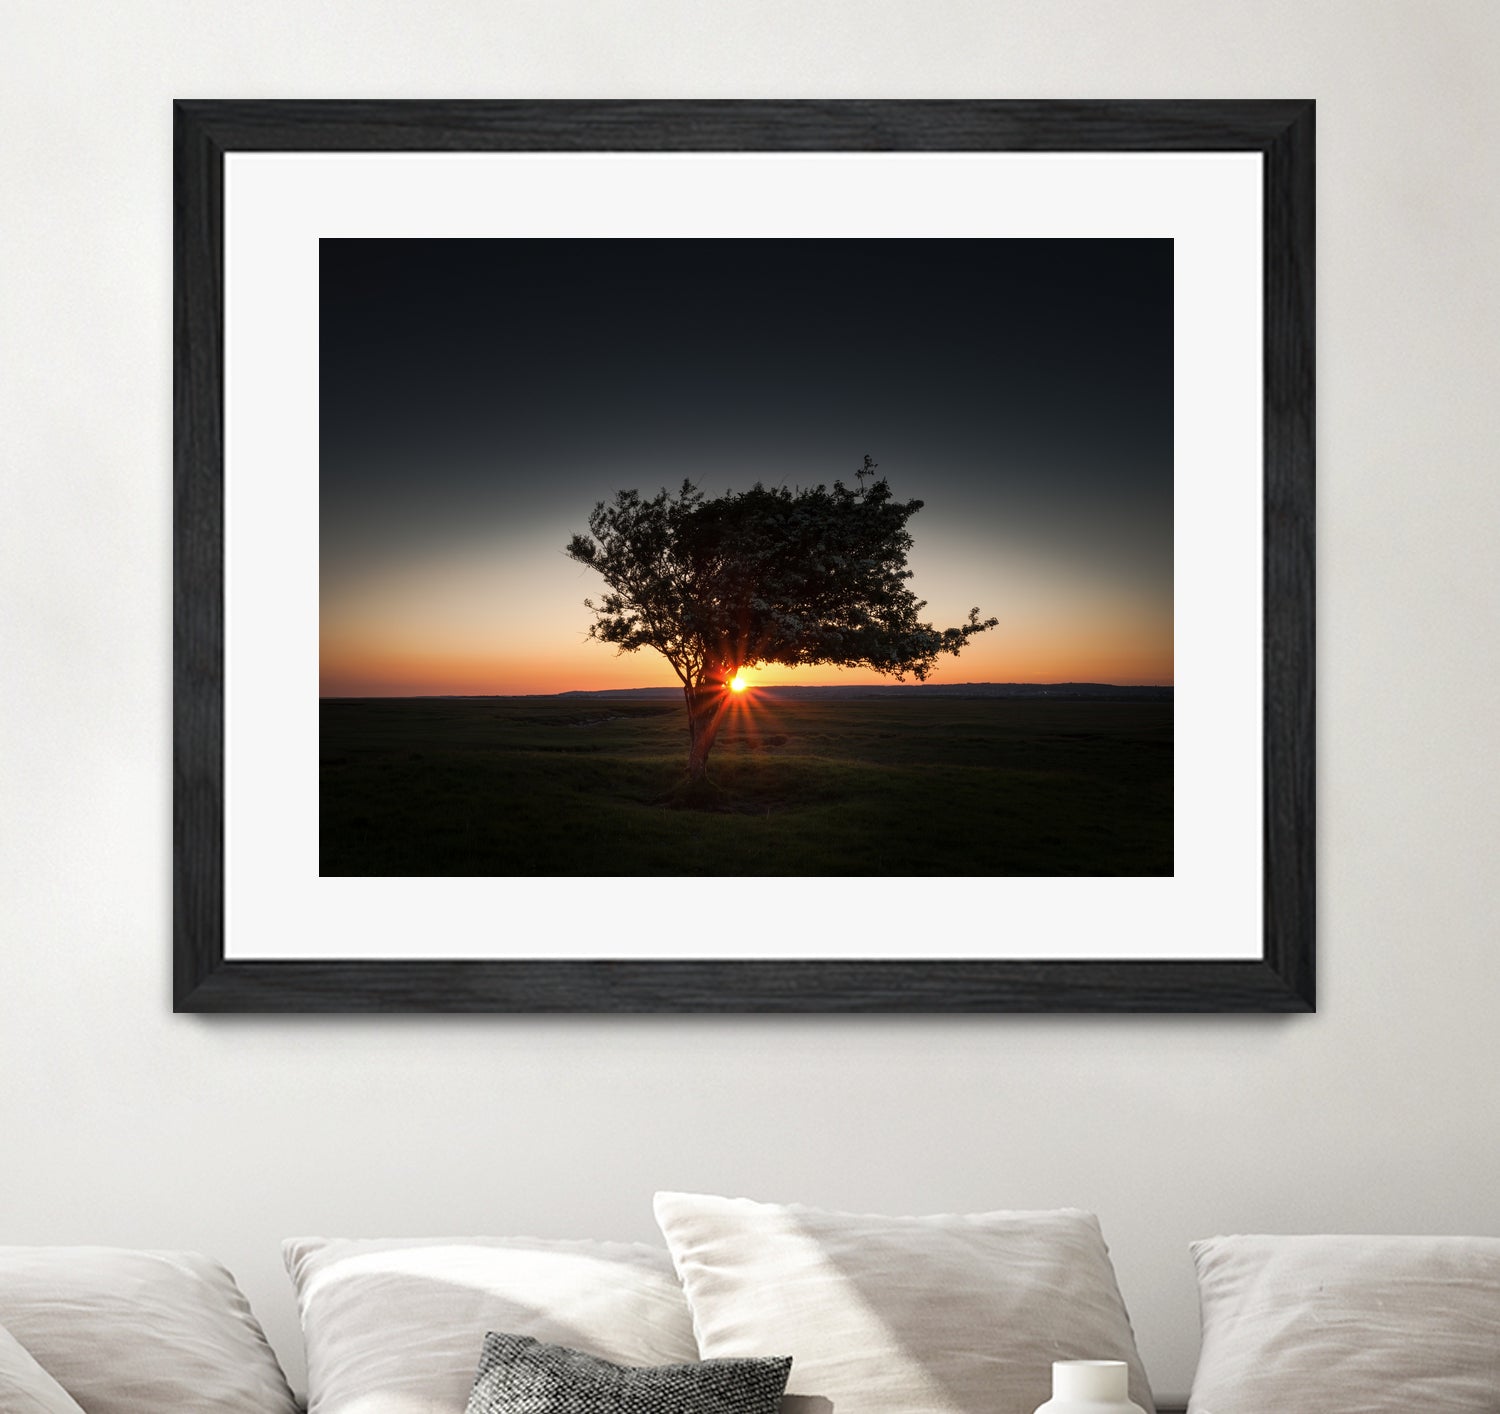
left=320, top=236, right=1173, bottom=876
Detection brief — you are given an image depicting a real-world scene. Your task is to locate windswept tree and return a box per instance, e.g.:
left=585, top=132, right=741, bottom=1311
left=566, top=457, right=997, bottom=787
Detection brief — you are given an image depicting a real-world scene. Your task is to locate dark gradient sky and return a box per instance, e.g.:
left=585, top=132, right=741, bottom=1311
left=321, top=237, right=1172, bottom=695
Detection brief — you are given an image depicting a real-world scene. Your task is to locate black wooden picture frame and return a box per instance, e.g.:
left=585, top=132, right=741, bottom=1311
left=174, top=100, right=1314, bottom=1013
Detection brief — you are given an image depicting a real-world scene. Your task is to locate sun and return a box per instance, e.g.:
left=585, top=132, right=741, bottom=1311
left=729, top=673, right=747, bottom=693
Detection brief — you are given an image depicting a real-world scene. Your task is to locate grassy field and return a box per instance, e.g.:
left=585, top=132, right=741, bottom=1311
left=320, top=693, right=1172, bottom=876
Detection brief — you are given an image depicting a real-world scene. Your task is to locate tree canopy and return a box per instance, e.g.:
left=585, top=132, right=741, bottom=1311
left=565, top=457, right=997, bottom=785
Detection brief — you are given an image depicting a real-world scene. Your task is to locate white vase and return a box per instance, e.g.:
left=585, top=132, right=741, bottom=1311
left=1032, top=1360, right=1148, bottom=1414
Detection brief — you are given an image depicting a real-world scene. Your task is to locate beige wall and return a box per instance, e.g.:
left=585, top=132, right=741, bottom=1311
left=3, top=2, right=1499, bottom=1405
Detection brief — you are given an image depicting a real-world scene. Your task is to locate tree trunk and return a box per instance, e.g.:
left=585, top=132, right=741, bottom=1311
left=684, top=673, right=730, bottom=781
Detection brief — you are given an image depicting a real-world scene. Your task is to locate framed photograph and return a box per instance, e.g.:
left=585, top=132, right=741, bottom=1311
left=174, top=100, right=1314, bottom=1013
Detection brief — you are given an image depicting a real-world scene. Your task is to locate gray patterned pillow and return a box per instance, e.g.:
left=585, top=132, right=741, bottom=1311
left=465, top=1333, right=792, bottom=1414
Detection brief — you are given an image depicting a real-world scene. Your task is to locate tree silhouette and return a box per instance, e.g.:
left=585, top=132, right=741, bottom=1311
left=566, top=457, right=997, bottom=790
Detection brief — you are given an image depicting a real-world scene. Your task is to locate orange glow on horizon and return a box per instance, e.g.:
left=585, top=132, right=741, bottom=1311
left=320, top=642, right=1173, bottom=698
left=320, top=525, right=1172, bottom=698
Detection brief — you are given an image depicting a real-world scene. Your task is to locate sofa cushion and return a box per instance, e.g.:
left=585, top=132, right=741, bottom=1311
left=0, top=1322, right=87, bottom=1414
left=464, top=1331, right=791, bottom=1414
left=1188, top=1234, right=1500, bottom=1413
left=0, top=1247, right=297, bottom=1414
left=285, top=1236, right=700, bottom=1414
left=653, top=1192, right=1154, bottom=1414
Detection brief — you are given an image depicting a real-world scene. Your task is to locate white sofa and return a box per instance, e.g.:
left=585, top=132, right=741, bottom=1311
left=5, top=1198, right=1500, bottom=1414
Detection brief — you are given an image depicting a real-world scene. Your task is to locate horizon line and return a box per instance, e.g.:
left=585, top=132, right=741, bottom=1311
left=320, top=679, right=1175, bottom=700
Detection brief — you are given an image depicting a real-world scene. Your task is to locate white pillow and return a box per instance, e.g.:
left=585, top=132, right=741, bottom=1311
left=1188, top=1234, right=1500, bottom=1413
left=654, top=1192, right=1155, bottom=1414
left=284, top=1235, right=700, bottom=1414
left=0, top=1246, right=297, bottom=1414
left=0, top=1323, right=86, bottom=1414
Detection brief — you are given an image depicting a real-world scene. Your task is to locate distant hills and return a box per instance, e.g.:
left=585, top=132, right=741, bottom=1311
left=552, top=682, right=1172, bottom=702
left=326, top=682, right=1174, bottom=704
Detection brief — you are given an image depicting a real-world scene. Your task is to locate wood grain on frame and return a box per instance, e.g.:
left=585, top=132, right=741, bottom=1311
left=173, top=100, right=1315, bottom=1013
